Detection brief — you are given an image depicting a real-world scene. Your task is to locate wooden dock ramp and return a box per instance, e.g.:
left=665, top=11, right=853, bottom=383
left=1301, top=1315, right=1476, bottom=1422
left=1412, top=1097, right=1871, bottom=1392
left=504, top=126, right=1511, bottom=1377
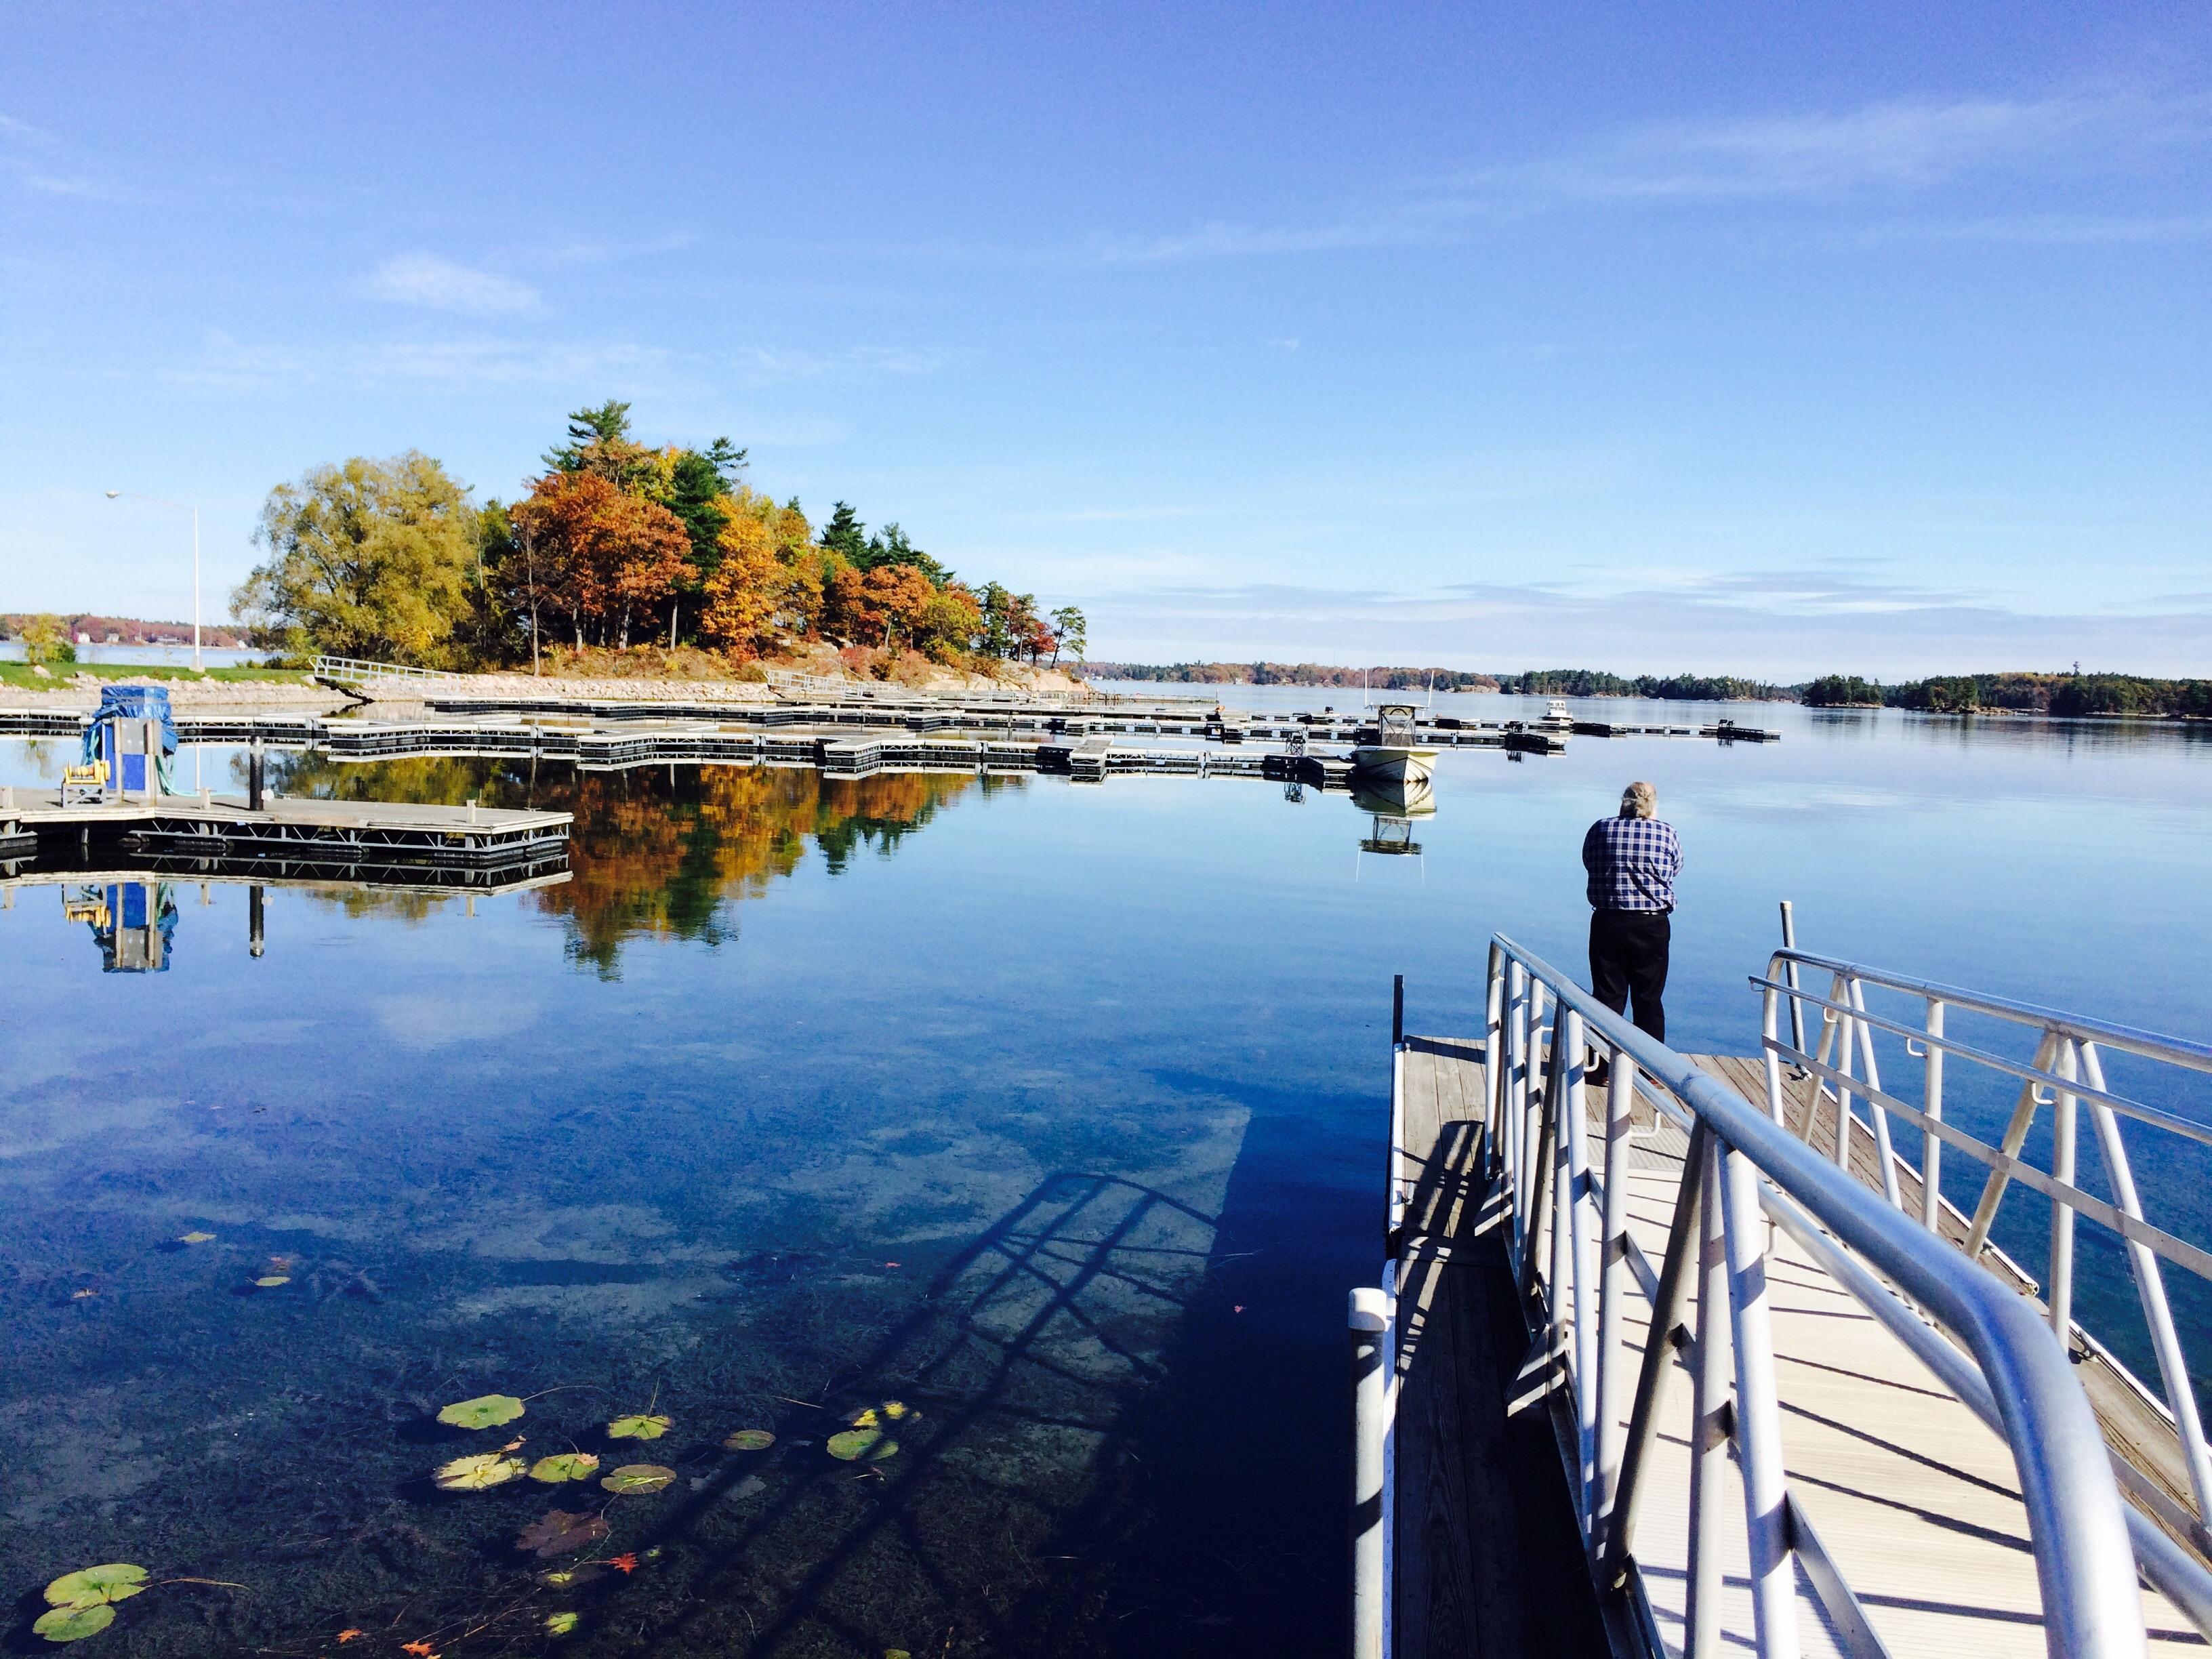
left=1391, top=1036, right=2204, bottom=1658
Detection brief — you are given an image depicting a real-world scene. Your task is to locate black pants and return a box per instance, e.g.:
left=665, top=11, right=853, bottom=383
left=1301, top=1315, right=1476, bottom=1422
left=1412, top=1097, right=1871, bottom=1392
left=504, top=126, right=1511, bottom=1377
left=1589, top=908, right=1670, bottom=1043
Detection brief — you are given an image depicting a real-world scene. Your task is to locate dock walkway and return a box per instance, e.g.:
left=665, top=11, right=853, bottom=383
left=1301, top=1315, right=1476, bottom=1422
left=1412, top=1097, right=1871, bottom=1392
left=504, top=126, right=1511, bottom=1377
left=1391, top=1037, right=2202, bottom=1658
left=0, top=787, right=571, bottom=868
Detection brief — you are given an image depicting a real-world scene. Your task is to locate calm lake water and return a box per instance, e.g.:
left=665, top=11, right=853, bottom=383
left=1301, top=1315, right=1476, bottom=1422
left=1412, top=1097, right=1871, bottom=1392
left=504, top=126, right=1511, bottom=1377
left=3, top=691, right=2210, bottom=1656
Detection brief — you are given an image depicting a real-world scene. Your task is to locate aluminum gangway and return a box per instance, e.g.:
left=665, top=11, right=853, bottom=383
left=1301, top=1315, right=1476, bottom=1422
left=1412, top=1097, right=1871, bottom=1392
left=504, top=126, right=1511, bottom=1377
left=1355, top=935, right=2212, bottom=1658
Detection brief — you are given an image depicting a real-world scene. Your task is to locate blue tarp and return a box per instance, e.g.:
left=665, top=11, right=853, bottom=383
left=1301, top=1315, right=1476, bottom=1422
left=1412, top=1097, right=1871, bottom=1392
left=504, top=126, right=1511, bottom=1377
left=83, top=684, right=178, bottom=793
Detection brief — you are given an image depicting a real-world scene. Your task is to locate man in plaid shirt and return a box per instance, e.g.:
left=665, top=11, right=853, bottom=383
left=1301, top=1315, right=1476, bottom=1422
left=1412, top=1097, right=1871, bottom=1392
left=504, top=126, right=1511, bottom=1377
left=1582, top=781, right=1679, bottom=1045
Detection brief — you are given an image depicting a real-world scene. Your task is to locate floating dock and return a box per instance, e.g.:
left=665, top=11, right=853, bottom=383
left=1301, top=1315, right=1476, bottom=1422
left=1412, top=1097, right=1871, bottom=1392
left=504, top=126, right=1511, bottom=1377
left=0, top=787, right=571, bottom=869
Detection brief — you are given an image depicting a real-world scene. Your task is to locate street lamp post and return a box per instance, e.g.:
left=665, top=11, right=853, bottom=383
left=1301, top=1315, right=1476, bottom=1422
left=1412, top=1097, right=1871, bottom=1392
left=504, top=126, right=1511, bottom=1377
left=104, top=490, right=201, bottom=671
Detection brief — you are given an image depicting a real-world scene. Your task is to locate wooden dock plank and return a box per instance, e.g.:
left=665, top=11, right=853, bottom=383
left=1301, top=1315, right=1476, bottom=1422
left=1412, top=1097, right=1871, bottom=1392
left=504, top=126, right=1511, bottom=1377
left=1391, top=1040, right=2203, bottom=1657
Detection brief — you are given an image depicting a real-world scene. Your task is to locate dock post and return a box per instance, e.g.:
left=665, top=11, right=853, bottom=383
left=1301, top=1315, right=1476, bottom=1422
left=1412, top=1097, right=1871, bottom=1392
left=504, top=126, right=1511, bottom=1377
left=1391, top=974, right=1404, bottom=1048
left=249, top=884, right=265, bottom=958
left=1349, top=1286, right=1390, bottom=1659
left=248, top=741, right=265, bottom=812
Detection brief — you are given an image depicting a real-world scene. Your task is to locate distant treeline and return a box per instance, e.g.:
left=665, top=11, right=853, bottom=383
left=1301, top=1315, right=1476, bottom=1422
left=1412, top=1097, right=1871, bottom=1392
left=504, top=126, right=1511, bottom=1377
left=3, top=613, right=249, bottom=649
left=1086, top=661, right=1503, bottom=690
left=1087, top=661, right=1787, bottom=700
left=1802, top=672, right=2212, bottom=716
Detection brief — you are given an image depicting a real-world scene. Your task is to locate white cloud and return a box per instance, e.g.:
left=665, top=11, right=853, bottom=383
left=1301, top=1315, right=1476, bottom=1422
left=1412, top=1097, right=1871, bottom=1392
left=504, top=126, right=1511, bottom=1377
left=1071, top=571, right=2212, bottom=680
left=366, top=253, right=541, bottom=316
left=733, top=344, right=951, bottom=382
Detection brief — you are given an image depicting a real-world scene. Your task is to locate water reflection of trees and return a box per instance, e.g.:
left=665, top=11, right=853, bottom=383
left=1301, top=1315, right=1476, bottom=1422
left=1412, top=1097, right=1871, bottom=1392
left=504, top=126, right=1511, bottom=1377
left=264, top=754, right=1003, bottom=972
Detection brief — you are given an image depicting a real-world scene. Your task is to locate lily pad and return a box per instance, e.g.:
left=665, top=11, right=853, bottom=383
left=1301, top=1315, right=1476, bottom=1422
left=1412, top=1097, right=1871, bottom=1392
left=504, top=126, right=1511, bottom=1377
left=253, top=1275, right=291, bottom=1288
left=45, top=1564, right=148, bottom=1607
left=516, top=1509, right=609, bottom=1557
left=33, top=1603, right=115, bottom=1643
left=722, top=1428, right=775, bottom=1452
left=434, top=1452, right=527, bottom=1491
left=600, top=1462, right=676, bottom=1494
left=607, top=1413, right=671, bottom=1441
left=178, top=1231, right=216, bottom=1244
left=438, top=1393, right=526, bottom=1430
left=827, top=1428, right=900, bottom=1462
left=546, top=1611, right=580, bottom=1636
left=529, top=1452, right=600, bottom=1483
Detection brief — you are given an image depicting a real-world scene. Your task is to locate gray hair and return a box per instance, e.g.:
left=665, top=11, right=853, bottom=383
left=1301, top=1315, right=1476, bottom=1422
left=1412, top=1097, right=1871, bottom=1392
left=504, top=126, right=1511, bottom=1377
left=1620, top=781, right=1658, bottom=819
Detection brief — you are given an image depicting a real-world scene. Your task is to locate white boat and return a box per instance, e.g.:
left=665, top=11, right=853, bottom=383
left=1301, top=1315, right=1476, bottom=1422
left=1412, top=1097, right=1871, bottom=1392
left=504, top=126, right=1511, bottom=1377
left=1537, top=697, right=1573, bottom=730
left=1351, top=703, right=1438, bottom=787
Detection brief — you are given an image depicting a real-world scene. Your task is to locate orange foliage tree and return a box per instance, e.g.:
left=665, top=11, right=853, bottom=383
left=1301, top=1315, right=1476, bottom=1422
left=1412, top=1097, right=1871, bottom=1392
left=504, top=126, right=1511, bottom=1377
left=510, top=472, right=692, bottom=649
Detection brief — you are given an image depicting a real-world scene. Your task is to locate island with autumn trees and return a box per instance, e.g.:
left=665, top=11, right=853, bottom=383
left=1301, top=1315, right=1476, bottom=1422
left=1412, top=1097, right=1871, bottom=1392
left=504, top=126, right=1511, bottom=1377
left=229, top=401, right=1087, bottom=687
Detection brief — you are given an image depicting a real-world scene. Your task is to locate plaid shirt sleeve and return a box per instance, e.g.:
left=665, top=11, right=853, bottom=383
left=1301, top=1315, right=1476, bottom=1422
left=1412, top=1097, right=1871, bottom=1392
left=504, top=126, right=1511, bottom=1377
left=1585, top=817, right=1680, bottom=912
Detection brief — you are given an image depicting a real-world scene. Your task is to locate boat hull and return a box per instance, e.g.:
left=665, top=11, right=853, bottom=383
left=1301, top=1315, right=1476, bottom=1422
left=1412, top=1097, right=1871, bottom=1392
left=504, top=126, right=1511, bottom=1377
left=1350, top=747, right=1437, bottom=787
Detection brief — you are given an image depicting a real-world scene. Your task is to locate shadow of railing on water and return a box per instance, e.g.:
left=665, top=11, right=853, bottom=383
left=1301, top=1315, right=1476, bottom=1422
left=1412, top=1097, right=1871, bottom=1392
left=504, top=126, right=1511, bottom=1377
left=623, top=1168, right=1227, bottom=1655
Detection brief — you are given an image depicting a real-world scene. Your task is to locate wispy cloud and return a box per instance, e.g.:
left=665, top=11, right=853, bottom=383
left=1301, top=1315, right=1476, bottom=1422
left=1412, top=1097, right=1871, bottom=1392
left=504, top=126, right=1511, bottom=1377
left=1076, top=571, right=2212, bottom=678
left=733, top=344, right=953, bottom=383
left=0, top=108, right=134, bottom=200
left=1001, top=89, right=2212, bottom=268
left=1497, top=91, right=2209, bottom=204
left=168, top=329, right=673, bottom=392
left=365, top=253, right=541, bottom=316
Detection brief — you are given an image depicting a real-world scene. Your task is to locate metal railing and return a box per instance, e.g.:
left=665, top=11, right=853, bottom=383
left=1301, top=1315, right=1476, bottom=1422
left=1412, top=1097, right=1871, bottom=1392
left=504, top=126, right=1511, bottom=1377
left=1755, top=947, right=2212, bottom=1570
left=1355, top=936, right=2196, bottom=1659
left=310, top=655, right=460, bottom=684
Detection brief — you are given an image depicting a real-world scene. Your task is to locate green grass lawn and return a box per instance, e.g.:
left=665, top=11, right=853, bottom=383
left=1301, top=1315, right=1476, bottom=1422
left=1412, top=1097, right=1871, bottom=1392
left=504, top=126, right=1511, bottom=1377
left=0, top=660, right=312, bottom=689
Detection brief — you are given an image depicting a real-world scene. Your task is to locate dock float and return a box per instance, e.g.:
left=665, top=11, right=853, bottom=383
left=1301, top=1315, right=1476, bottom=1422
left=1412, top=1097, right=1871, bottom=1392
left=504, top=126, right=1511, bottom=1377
left=0, top=787, right=571, bottom=868
left=1365, top=939, right=2212, bottom=1657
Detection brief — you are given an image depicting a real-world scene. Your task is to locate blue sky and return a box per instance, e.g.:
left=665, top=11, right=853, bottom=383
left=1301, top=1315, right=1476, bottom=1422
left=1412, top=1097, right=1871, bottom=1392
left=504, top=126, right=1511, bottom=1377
left=2, top=3, right=2207, bottom=676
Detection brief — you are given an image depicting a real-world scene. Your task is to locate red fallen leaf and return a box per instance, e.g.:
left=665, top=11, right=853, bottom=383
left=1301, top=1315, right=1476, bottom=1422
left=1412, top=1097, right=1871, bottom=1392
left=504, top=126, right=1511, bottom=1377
left=883, top=1261, right=901, bottom=1268
left=401, top=1643, right=439, bottom=1657
left=1233, top=1305, right=1245, bottom=1313
left=337, top=1634, right=365, bottom=1645
left=516, top=1509, right=611, bottom=1557
left=606, top=1552, right=640, bottom=1574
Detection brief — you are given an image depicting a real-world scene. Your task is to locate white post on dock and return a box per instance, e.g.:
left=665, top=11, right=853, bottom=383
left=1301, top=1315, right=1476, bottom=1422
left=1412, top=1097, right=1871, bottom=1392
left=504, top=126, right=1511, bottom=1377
left=1349, top=1286, right=1390, bottom=1659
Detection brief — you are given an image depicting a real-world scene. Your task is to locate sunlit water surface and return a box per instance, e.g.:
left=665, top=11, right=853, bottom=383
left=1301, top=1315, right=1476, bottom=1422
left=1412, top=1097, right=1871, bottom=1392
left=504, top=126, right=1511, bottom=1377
left=3, top=692, right=2210, bottom=1656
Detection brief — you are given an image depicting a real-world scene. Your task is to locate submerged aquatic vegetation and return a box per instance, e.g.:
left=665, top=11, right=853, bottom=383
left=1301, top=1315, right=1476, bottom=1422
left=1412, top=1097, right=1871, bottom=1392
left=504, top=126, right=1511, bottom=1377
left=438, top=1393, right=525, bottom=1430
left=529, top=1452, right=600, bottom=1482
left=607, top=1412, right=670, bottom=1441
left=722, top=1428, right=775, bottom=1452
left=433, top=1453, right=527, bottom=1491
left=600, top=1464, right=674, bottom=1494
left=516, top=1509, right=609, bottom=1558
left=546, top=1611, right=580, bottom=1635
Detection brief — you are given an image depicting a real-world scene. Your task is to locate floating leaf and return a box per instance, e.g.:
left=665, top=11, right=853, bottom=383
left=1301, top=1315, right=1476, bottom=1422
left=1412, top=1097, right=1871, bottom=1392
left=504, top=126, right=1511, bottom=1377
left=607, top=1414, right=670, bottom=1441
left=888, top=1650, right=913, bottom=1659
left=600, top=1463, right=675, bottom=1494
left=827, top=1428, right=899, bottom=1462
left=434, top=1452, right=526, bottom=1491
left=722, top=1428, right=775, bottom=1452
left=516, top=1509, right=609, bottom=1557
left=33, top=1603, right=115, bottom=1642
left=45, top=1564, right=148, bottom=1607
left=178, top=1231, right=216, bottom=1244
left=253, top=1275, right=291, bottom=1288
left=541, top=1564, right=604, bottom=1589
left=530, top=1452, right=600, bottom=1483
left=546, top=1611, right=580, bottom=1636
left=849, top=1400, right=912, bottom=1429
left=438, top=1393, right=525, bottom=1430
left=607, top=1553, right=639, bottom=1574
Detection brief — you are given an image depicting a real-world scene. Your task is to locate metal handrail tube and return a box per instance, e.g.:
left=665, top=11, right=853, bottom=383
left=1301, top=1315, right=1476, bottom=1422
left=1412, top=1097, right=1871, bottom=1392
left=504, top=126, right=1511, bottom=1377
left=1496, top=935, right=2147, bottom=1659
left=1768, top=950, right=2212, bottom=1076
left=1767, top=1034, right=2212, bottom=1283
left=1749, top=975, right=2212, bottom=1148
